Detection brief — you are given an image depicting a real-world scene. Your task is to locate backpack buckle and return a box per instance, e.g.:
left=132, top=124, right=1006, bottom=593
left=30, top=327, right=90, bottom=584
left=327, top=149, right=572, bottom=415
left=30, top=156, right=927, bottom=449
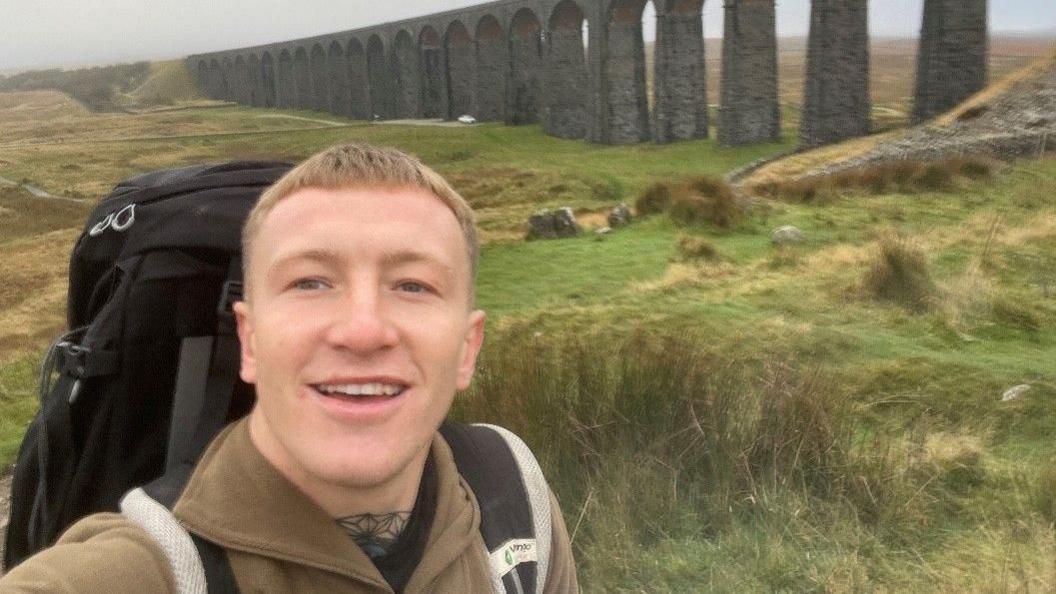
left=216, top=280, right=243, bottom=318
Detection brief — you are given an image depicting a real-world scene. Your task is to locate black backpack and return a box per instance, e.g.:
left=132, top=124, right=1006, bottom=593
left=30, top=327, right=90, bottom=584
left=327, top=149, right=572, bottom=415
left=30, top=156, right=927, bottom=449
left=3, top=162, right=552, bottom=594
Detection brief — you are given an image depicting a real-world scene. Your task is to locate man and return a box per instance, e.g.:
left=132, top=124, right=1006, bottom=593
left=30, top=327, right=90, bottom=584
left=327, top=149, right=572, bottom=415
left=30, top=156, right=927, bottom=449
left=1, top=144, right=578, bottom=592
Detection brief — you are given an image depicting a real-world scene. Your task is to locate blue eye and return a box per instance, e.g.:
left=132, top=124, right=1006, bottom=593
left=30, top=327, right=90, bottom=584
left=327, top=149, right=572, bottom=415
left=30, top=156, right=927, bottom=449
left=398, top=281, right=429, bottom=294
left=293, top=278, right=329, bottom=291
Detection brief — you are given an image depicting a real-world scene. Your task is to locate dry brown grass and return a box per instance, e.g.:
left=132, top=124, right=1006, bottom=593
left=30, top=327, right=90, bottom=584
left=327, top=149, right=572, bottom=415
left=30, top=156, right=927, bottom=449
left=0, top=230, right=77, bottom=364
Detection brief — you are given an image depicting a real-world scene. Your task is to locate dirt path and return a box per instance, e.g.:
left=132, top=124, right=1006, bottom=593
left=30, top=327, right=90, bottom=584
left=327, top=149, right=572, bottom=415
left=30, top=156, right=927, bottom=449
left=0, top=175, right=84, bottom=203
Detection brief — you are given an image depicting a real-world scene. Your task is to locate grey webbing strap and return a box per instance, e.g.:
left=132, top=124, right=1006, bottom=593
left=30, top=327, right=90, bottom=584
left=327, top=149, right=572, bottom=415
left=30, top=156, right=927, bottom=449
left=120, top=488, right=207, bottom=594
left=474, top=424, right=553, bottom=594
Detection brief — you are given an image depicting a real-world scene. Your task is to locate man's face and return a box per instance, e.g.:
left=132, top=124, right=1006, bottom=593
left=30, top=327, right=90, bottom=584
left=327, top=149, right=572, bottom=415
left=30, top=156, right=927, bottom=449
left=233, top=185, right=485, bottom=499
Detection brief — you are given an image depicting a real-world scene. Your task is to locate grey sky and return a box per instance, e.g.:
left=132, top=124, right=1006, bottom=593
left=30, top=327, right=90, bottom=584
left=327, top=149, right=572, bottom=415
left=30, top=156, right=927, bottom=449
left=2, top=0, right=1053, bottom=73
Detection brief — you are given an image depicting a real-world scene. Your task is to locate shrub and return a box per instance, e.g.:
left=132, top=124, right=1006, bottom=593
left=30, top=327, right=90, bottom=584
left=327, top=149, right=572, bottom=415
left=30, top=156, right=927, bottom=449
left=676, top=235, right=719, bottom=262
left=635, top=182, right=672, bottom=216
left=950, top=156, right=995, bottom=180
left=670, top=177, right=744, bottom=228
left=913, top=163, right=955, bottom=191
left=862, top=236, right=937, bottom=312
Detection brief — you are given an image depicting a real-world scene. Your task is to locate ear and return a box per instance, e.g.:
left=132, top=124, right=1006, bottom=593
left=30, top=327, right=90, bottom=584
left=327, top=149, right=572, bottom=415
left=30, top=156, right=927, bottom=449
left=233, top=300, right=258, bottom=385
left=456, top=309, right=486, bottom=391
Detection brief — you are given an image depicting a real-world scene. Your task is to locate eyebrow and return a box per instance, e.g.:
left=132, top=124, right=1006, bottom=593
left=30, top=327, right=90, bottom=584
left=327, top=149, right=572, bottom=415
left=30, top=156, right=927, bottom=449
left=268, top=247, right=456, bottom=275
left=269, top=247, right=344, bottom=273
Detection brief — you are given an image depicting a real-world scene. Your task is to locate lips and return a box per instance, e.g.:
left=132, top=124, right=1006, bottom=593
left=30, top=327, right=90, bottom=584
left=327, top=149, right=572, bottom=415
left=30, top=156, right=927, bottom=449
left=307, top=377, right=410, bottom=421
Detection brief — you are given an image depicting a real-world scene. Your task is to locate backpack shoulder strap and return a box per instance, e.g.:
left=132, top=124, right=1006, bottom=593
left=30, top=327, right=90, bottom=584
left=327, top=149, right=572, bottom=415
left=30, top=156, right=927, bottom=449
left=440, top=422, right=553, bottom=594
left=120, top=488, right=240, bottom=594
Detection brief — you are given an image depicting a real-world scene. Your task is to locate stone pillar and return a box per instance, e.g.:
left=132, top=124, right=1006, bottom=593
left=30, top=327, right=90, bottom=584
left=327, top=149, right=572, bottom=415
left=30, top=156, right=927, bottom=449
left=445, top=26, right=476, bottom=118
left=799, top=0, right=870, bottom=148
left=654, top=0, right=709, bottom=142
left=419, top=31, right=446, bottom=119
left=475, top=20, right=508, bottom=122
left=294, top=49, right=313, bottom=110
left=544, top=4, right=591, bottom=139
left=913, top=0, right=989, bottom=123
left=347, top=42, right=370, bottom=120
left=261, top=55, right=278, bottom=108
left=310, top=46, right=329, bottom=112
left=508, top=13, right=543, bottom=125
left=327, top=44, right=350, bottom=116
left=393, top=36, right=421, bottom=119
left=277, top=52, right=295, bottom=109
left=719, top=0, right=780, bottom=146
left=602, top=1, right=651, bottom=144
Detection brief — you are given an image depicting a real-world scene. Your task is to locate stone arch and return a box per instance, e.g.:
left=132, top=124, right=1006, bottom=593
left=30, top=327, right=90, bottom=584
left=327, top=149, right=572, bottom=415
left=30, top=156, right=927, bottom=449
left=221, top=58, right=234, bottom=101
left=444, top=20, right=475, bottom=119
left=347, top=39, right=370, bottom=119
left=475, top=14, right=507, bottom=122
left=419, top=26, right=445, bottom=118
left=327, top=41, right=350, bottom=116
left=508, top=8, right=542, bottom=125
left=277, top=50, right=295, bottom=108
left=293, top=46, right=312, bottom=109
left=367, top=35, right=393, bottom=119
left=260, top=52, right=277, bottom=108
left=393, top=29, right=420, bottom=119
left=603, top=0, right=652, bottom=143
left=652, top=0, right=707, bottom=142
left=309, top=43, right=329, bottom=111
left=545, top=1, right=590, bottom=138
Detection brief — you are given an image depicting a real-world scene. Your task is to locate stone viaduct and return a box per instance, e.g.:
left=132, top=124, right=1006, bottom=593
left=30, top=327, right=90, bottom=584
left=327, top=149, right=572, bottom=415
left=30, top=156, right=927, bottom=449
left=187, top=0, right=988, bottom=148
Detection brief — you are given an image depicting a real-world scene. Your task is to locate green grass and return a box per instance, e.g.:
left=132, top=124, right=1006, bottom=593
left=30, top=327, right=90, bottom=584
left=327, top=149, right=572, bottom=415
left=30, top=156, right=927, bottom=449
left=1, top=94, right=1054, bottom=591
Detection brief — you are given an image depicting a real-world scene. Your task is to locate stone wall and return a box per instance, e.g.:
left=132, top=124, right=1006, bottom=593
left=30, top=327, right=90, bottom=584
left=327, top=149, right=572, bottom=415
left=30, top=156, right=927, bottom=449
left=446, top=30, right=476, bottom=118
left=799, top=0, right=870, bottom=148
left=913, top=0, right=989, bottom=123
left=719, top=0, right=780, bottom=146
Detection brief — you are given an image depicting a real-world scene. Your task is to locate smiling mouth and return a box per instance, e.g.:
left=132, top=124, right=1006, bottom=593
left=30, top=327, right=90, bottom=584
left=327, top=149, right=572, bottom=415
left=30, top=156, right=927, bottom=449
left=311, top=382, right=407, bottom=402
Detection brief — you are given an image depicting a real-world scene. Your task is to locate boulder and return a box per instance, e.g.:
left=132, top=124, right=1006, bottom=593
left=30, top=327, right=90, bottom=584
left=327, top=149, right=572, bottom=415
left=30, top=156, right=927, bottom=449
left=771, top=225, right=806, bottom=245
left=527, top=207, right=582, bottom=240
left=1001, top=384, right=1031, bottom=402
left=607, top=203, right=632, bottom=228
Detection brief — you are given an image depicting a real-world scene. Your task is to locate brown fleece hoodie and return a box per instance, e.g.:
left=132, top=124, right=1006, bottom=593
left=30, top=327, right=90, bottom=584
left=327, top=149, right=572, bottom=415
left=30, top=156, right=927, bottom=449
left=1, top=420, right=579, bottom=593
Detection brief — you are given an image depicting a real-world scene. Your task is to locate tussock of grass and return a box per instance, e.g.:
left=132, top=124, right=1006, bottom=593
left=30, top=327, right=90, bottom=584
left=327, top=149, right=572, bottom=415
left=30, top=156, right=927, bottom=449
left=675, top=235, right=719, bottom=262
left=455, top=330, right=970, bottom=588
left=861, top=235, right=937, bottom=313
left=635, top=182, right=672, bottom=216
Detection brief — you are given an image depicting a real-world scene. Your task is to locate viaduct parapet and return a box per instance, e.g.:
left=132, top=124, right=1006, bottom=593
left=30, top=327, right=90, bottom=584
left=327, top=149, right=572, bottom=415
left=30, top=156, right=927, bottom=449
left=718, top=0, right=779, bottom=146
left=913, top=0, right=989, bottom=124
left=188, top=0, right=990, bottom=147
left=800, top=0, right=870, bottom=148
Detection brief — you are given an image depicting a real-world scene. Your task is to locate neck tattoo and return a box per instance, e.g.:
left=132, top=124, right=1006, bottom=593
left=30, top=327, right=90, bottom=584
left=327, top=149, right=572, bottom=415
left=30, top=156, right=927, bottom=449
left=336, top=511, right=412, bottom=558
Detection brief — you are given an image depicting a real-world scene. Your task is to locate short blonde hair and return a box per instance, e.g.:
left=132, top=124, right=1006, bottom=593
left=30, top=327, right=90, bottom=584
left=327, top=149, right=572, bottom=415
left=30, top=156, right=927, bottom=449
left=242, top=143, right=478, bottom=297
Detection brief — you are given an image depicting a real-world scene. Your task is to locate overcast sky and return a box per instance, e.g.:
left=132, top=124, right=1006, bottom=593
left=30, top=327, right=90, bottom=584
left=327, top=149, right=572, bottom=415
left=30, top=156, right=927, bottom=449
left=2, top=0, right=1054, bottom=73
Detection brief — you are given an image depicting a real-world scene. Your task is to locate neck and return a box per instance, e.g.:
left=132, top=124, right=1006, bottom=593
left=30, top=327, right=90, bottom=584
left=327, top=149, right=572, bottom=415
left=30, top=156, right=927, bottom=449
left=246, top=410, right=429, bottom=518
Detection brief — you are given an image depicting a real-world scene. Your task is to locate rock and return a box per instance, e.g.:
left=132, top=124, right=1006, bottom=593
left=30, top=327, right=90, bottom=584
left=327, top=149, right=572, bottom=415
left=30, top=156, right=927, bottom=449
left=595, top=226, right=612, bottom=235
left=527, top=207, right=582, bottom=240
left=771, top=225, right=806, bottom=245
left=1001, top=384, right=1031, bottom=402
left=607, top=203, right=632, bottom=228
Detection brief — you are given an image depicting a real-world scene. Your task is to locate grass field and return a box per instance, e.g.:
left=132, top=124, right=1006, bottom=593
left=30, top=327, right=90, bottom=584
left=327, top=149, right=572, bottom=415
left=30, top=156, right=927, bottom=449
left=1, top=75, right=1055, bottom=591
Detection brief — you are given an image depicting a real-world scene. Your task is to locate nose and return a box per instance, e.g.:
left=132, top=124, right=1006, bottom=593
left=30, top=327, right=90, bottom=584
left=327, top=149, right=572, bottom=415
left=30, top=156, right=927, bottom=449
left=324, top=286, right=399, bottom=355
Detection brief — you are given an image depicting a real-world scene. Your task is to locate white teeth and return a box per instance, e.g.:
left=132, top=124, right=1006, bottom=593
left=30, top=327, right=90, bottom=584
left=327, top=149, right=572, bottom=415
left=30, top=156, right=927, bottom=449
left=317, top=383, right=404, bottom=397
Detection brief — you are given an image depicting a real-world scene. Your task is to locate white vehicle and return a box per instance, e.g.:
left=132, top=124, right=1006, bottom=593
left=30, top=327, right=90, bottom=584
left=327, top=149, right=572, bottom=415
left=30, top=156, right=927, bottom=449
left=457, top=114, right=477, bottom=125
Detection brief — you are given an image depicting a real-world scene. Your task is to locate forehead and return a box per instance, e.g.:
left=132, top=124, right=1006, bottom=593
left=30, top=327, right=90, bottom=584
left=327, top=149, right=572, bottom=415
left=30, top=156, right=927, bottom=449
left=251, top=185, right=468, bottom=273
